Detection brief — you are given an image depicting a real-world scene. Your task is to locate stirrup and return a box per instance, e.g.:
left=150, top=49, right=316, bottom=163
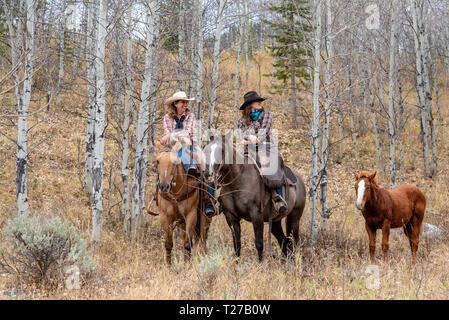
left=273, top=196, right=287, bottom=214
left=204, top=203, right=216, bottom=217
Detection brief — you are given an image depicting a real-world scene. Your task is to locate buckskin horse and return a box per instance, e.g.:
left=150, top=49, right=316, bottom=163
left=354, top=171, right=426, bottom=263
left=155, top=144, right=211, bottom=265
left=205, top=136, right=306, bottom=262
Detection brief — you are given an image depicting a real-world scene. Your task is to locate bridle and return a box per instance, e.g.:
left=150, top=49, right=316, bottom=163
left=156, top=160, right=179, bottom=193
left=154, top=149, right=199, bottom=216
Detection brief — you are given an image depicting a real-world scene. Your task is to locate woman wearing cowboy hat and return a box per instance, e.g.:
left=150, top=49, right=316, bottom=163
left=160, top=91, right=216, bottom=216
left=238, top=91, right=287, bottom=214
left=160, top=91, right=196, bottom=147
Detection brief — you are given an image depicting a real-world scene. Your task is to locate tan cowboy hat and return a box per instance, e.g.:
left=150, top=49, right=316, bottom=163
left=164, top=91, right=195, bottom=107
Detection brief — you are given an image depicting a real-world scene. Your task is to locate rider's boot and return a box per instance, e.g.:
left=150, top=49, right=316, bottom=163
left=272, top=189, right=287, bottom=215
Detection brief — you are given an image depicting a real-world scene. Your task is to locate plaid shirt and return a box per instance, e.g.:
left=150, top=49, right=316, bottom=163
left=238, top=110, right=273, bottom=143
left=163, top=111, right=197, bottom=144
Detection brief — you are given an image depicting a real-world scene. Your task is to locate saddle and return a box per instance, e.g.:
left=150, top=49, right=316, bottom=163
left=284, top=165, right=297, bottom=185
left=253, top=154, right=298, bottom=204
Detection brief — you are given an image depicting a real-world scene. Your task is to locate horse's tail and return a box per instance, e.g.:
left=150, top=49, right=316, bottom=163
left=413, top=187, right=426, bottom=221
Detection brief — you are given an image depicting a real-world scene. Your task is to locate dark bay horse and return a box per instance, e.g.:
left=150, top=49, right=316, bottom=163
left=354, top=171, right=426, bottom=263
left=205, top=137, right=306, bottom=261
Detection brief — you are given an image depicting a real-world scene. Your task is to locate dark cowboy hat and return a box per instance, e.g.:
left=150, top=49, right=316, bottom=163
left=239, top=91, right=267, bottom=110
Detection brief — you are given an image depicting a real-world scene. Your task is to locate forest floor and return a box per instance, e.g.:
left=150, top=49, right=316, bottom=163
left=0, top=56, right=448, bottom=300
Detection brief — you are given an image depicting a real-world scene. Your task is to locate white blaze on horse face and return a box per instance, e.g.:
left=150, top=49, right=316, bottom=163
left=356, top=179, right=366, bottom=210
left=209, top=143, right=217, bottom=175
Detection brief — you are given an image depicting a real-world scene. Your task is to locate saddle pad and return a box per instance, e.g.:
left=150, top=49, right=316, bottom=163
left=284, top=165, right=297, bottom=184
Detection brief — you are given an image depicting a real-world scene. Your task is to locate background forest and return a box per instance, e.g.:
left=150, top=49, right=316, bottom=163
left=0, top=0, right=448, bottom=299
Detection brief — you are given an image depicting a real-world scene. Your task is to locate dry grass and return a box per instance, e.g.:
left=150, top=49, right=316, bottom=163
left=0, top=52, right=448, bottom=300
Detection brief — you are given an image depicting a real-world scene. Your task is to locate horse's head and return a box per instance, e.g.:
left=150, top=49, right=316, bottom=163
left=354, top=171, right=377, bottom=210
left=204, top=133, right=237, bottom=183
left=204, top=137, right=224, bottom=183
left=156, top=151, right=180, bottom=194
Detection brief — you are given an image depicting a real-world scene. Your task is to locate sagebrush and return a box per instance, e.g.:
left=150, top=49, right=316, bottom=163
left=0, top=214, right=96, bottom=287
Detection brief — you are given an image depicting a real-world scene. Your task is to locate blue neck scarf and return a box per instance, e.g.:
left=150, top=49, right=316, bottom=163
left=249, top=110, right=263, bottom=121
left=175, top=114, right=186, bottom=129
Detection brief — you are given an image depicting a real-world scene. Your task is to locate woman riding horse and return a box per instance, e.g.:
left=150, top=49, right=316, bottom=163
left=159, top=91, right=216, bottom=216
left=238, top=91, right=288, bottom=214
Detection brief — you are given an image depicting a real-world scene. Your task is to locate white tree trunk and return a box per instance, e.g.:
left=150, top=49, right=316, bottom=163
left=149, top=64, right=159, bottom=159
left=91, top=0, right=107, bottom=243
left=290, top=10, right=297, bottom=129
left=356, top=27, right=367, bottom=134
left=242, top=0, right=249, bottom=82
left=309, top=0, right=321, bottom=246
left=347, top=48, right=358, bottom=164
left=194, top=0, right=204, bottom=145
left=387, top=0, right=398, bottom=188
left=444, top=1, right=449, bottom=75
left=233, top=0, right=243, bottom=130
left=371, top=76, right=383, bottom=177
left=56, top=0, right=66, bottom=106
left=337, top=81, right=344, bottom=160
left=2, top=0, right=21, bottom=105
left=431, top=56, right=443, bottom=142
left=130, top=1, right=158, bottom=238
left=396, top=63, right=404, bottom=184
left=15, top=0, right=36, bottom=217
left=177, top=0, right=186, bottom=90
left=122, top=3, right=133, bottom=231
left=320, top=0, right=332, bottom=231
left=411, top=0, right=430, bottom=177
left=420, top=23, right=437, bottom=176
left=207, top=0, right=225, bottom=129
left=85, top=0, right=97, bottom=200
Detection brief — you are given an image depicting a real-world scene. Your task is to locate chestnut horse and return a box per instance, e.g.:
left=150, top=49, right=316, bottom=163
left=156, top=146, right=210, bottom=265
left=354, top=171, right=426, bottom=263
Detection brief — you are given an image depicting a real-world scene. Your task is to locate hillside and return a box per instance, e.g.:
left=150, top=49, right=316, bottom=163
left=0, top=52, right=448, bottom=300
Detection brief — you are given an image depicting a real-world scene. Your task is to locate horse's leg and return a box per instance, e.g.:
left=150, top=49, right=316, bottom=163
left=286, top=208, right=302, bottom=254
left=183, top=208, right=198, bottom=262
left=407, top=197, right=425, bottom=263
left=365, top=223, right=377, bottom=264
left=199, top=214, right=211, bottom=255
left=271, top=220, right=287, bottom=256
left=404, top=215, right=423, bottom=263
left=250, top=209, right=264, bottom=262
left=160, top=213, right=174, bottom=265
left=224, top=212, right=242, bottom=258
left=381, top=220, right=391, bottom=262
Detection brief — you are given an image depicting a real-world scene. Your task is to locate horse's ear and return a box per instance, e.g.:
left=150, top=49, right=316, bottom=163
left=353, top=171, right=360, bottom=180
left=369, top=171, right=377, bottom=182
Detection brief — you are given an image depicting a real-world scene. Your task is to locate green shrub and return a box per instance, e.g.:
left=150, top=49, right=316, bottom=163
left=0, top=214, right=96, bottom=286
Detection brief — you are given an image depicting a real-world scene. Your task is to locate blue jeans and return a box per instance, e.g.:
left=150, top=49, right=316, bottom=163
left=177, top=146, right=197, bottom=172
left=207, top=183, right=215, bottom=200
left=276, top=187, right=283, bottom=197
